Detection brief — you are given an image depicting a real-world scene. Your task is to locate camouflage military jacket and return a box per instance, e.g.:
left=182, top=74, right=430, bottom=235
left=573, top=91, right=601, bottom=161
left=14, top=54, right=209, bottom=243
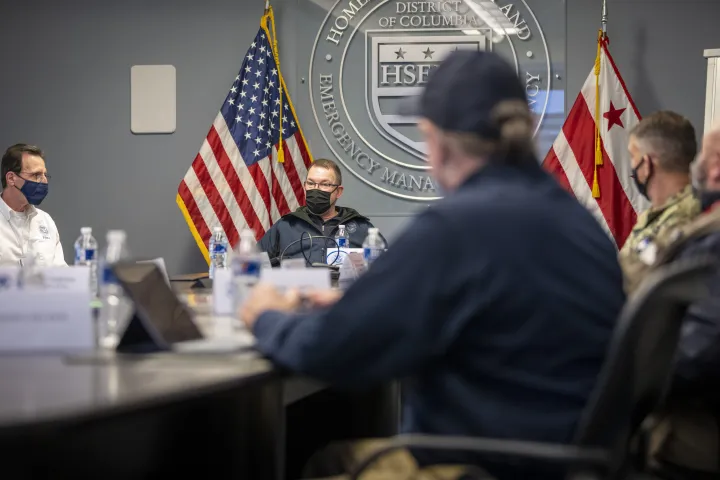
left=619, top=184, right=700, bottom=293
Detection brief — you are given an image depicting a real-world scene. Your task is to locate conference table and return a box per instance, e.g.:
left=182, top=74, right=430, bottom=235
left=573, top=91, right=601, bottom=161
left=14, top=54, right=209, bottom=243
left=0, top=350, right=398, bottom=479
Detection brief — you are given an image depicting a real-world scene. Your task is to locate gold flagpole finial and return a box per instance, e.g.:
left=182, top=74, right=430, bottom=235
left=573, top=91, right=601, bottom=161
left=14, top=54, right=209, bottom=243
left=601, top=0, right=608, bottom=38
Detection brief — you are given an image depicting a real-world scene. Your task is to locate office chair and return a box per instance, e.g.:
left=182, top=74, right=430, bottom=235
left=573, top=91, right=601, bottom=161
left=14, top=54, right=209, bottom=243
left=349, top=255, right=719, bottom=480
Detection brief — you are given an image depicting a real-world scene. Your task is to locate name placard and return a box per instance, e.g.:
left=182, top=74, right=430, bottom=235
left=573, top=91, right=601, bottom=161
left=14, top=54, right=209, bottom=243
left=0, top=266, right=90, bottom=292
left=325, top=247, right=365, bottom=266
left=213, top=267, right=332, bottom=317
left=0, top=290, right=93, bottom=351
left=212, top=269, right=235, bottom=316
left=260, top=268, right=331, bottom=291
left=0, top=266, right=93, bottom=351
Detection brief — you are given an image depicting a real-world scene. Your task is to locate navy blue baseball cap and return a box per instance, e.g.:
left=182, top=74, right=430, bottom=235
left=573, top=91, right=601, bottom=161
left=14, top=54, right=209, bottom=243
left=399, top=50, right=527, bottom=139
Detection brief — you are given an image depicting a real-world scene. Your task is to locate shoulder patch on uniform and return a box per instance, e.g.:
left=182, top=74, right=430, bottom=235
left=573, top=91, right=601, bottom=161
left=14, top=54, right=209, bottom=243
left=346, top=221, right=358, bottom=234
left=669, top=229, right=684, bottom=243
left=639, top=241, right=658, bottom=265
left=636, top=236, right=653, bottom=252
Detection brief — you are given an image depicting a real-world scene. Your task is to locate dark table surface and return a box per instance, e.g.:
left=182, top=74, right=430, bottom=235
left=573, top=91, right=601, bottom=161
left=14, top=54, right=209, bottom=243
left=0, top=350, right=281, bottom=431
left=0, top=350, right=398, bottom=479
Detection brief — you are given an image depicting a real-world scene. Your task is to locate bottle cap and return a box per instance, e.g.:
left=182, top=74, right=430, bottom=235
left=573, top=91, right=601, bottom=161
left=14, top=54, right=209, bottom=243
left=369, top=227, right=379, bottom=234
left=213, top=226, right=223, bottom=233
left=80, top=227, right=92, bottom=235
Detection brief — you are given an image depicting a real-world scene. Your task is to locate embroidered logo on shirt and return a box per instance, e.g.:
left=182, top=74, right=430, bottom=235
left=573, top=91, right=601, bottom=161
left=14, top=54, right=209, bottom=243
left=38, top=224, right=50, bottom=240
left=346, top=221, right=358, bottom=234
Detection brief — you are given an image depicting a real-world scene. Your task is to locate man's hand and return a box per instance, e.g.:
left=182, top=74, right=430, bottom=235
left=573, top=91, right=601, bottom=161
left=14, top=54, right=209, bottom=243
left=241, top=283, right=302, bottom=330
left=304, top=289, right=343, bottom=308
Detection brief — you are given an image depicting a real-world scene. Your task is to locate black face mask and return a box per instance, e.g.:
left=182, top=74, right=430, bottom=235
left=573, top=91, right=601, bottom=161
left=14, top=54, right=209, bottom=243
left=700, top=190, right=720, bottom=212
left=305, top=189, right=333, bottom=215
left=631, top=156, right=653, bottom=200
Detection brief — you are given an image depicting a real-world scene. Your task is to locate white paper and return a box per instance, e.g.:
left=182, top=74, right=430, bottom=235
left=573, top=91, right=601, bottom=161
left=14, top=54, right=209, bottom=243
left=138, top=258, right=170, bottom=285
left=0, top=291, right=93, bottom=351
left=259, top=252, right=272, bottom=269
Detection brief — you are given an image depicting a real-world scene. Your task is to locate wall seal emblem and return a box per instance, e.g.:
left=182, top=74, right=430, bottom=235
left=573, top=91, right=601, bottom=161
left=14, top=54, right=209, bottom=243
left=310, top=0, right=552, bottom=200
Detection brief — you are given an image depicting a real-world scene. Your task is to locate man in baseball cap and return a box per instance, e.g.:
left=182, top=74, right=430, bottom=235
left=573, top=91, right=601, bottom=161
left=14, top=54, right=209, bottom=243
left=241, top=50, right=625, bottom=479
left=399, top=49, right=528, bottom=142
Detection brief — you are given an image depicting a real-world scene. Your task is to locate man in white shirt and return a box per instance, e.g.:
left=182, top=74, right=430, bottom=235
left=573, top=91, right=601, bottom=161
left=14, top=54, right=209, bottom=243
left=0, top=144, right=65, bottom=266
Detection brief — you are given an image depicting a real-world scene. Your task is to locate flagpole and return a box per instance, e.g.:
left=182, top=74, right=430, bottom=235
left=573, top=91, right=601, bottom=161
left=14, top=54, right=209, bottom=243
left=601, top=0, right=608, bottom=38
left=591, top=0, right=608, bottom=197
left=261, top=2, right=286, bottom=162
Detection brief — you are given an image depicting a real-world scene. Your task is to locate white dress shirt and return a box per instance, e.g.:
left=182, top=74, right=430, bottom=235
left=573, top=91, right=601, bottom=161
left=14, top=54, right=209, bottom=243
left=0, top=196, right=66, bottom=266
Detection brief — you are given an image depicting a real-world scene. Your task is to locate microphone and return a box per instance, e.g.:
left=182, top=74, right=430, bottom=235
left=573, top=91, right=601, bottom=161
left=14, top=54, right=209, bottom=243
left=274, top=232, right=342, bottom=268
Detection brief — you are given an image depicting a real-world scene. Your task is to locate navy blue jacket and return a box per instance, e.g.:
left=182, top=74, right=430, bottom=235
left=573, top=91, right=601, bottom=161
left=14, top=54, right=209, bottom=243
left=258, top=206, right=376, bottom=264
left=253, top=163, right=625, bottom=478
left=666, top=199, right=720, bottom=402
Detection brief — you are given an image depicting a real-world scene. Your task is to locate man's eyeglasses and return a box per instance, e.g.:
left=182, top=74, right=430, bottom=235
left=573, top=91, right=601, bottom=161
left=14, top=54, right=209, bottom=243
left=18, top=172, right=51, bottom=183
left=305, top=180, right=339, bottom=192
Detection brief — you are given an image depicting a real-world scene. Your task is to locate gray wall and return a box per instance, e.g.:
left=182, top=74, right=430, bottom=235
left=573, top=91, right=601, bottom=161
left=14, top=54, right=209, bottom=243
left=567, top=0, right=719, bottom=128
left=0, top=0, right=718, bottom=274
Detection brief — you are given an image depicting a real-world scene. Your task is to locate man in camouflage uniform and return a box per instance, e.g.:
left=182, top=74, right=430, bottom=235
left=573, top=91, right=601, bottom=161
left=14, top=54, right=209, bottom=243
left=619, top=111, right=700, bottom=294
left=633, top=127, right=720, bottom=479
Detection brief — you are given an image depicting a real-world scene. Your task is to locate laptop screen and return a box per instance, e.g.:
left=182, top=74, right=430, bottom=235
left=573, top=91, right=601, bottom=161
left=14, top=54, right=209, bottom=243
left=112, top=262, right=202, bottom=345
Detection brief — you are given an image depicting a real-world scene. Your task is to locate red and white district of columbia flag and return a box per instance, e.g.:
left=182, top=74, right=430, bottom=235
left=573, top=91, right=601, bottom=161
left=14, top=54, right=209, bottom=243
left=542, top=35, right=649, bottom=249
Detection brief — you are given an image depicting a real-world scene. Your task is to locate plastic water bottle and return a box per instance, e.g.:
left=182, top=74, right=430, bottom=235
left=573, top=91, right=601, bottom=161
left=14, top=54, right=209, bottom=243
left=362, top=227, right=385, bottom=267
left=74, top=227, right=99, bottom=297
left=16, top=254, right=42, bottom=288
left=231, top=229, right=263, bottom=323
left=335, top=224, right=349, bottom=248
left=99, top=230, right=131, bottom=349
left=208, top=226, right=229, bottom=279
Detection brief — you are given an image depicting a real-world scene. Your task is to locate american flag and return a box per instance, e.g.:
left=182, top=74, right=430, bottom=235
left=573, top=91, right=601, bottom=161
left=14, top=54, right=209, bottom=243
left=177, top=10, right=312, bottom=262
left=543, top=35, right=649, bottom=249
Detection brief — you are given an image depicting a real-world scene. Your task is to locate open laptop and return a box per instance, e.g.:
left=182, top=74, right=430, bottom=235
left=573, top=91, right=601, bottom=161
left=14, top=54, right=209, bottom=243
left=111, top=261, right=254, bottom=353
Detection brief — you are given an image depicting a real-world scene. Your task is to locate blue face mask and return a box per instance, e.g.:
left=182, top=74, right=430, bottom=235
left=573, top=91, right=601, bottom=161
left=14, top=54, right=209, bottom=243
left=15, top=177, right=49, bottom=206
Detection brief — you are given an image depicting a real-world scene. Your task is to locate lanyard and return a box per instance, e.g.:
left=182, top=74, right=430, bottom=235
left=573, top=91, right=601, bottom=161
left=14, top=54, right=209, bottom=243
left=5, top=214, right=30, bottom=266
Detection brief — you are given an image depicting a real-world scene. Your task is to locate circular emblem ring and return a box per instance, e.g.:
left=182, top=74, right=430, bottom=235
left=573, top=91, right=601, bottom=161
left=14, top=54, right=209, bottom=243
left=309, top=0, right=552, bottom=200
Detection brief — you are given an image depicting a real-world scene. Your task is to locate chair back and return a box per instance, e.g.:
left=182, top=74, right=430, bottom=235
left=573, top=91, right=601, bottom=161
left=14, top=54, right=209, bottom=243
left=572, top=255, right=718, bottom=474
